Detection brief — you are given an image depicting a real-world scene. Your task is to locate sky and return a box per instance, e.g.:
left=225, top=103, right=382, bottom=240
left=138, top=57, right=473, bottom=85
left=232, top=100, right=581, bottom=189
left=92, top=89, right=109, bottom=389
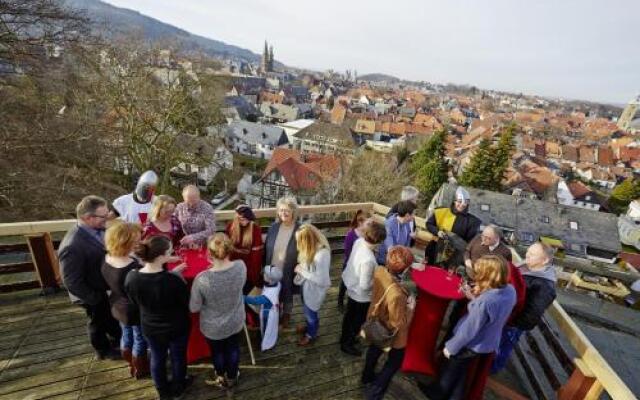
left=105, top=0, right=640, bottom=105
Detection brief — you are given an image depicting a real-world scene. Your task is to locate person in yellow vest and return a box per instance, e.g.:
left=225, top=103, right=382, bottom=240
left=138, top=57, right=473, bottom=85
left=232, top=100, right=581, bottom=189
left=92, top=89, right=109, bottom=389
left=425, top=187, right=481, bottom=265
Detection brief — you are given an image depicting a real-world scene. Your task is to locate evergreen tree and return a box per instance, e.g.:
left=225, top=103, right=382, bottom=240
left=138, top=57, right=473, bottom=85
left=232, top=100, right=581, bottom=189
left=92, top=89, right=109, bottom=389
left=609, top=178, right=640, bottom=214
left=459, top=124, right=516, bottom=192
left=458, top=138, right=497, bottom=190
left=491, top=123, right=516, bottom=188
left=410, top=128, right=449, bottom=207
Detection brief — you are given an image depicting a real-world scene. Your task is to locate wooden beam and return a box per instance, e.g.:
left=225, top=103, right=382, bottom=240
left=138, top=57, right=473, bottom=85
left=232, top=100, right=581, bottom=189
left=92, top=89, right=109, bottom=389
left=0, top=203, right=375, bottom=237
left=0, top=262, right=34, bottom=275
left=0, top=280, right=40, bottom=293
left=487, top=378, right=529, bottom=400
left=548, top=301, right=636, bottom=400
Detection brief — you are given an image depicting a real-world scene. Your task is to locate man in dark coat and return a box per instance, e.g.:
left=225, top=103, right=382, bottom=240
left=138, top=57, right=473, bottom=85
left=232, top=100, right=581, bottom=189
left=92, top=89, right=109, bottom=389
left=425, top=186, right=481, bottom=265
left=464, top=225, right=512, bottom=273
left=58, top=195, right=121, bottom=359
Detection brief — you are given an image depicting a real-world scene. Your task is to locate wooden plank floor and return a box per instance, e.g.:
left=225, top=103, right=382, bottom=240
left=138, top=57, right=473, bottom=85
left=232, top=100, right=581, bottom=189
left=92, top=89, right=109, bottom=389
left=0, top=258, right=517, bottom=400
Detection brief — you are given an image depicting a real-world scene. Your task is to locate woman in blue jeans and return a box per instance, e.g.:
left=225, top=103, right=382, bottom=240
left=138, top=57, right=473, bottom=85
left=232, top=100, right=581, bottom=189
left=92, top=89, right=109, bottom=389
left=190, top=233, right=246, bottom=391
left=293, top=224, right=331, bottom=346
left=125, top=236, right=192, bottom=400
left=102, top=222, right=148, bottom=378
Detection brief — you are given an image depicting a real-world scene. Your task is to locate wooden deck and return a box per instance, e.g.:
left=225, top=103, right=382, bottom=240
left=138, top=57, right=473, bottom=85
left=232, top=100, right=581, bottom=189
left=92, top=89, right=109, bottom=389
left=0, top=257, right=517, bottom=400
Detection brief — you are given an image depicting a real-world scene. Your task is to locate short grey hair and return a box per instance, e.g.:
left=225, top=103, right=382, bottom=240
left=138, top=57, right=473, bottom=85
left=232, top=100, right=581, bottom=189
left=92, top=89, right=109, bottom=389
left=401, top=186, right=420, bottom=202
left=276, top=196, right=298, bottom=221
left=484, top=224, right=503, bottom=240
left=76, top=195, right=107, bottom=219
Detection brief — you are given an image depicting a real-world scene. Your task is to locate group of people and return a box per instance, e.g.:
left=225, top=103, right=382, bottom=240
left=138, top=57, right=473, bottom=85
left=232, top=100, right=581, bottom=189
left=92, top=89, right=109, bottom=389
left=58, top=172, right=558, bottom=400
left=58, top=172, right=334, bottom=399
left=336, top=186, right=558, bottom=400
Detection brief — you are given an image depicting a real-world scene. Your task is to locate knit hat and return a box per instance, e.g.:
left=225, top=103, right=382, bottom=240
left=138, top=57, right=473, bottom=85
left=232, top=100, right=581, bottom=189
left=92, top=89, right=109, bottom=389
left=235, top=204, right=256, bottom=221
left=263, top=265, right=283, bottom=284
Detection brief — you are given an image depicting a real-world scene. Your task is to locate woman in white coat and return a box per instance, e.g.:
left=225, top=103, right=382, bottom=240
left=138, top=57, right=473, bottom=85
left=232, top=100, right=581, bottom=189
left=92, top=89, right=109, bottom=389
left=293, top=224, right=331, bottom=346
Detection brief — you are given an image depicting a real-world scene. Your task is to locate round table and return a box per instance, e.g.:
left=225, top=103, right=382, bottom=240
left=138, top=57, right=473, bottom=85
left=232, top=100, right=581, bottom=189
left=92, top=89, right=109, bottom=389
left=168, top=248, right=211, bottom=364
left=402, top=266, right=464, bottom=375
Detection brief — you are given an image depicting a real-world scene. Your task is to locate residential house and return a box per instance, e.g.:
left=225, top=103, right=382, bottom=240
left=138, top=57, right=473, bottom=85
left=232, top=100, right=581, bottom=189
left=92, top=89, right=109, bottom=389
left=226, top=120, right=289, bottom=159
left=293, top=121, right=357, bottom=155
left=246, top=148, right=340, bottom=208
left=562, top=144, right=579, bottom=163
left=330, top=104, right=347, bottom=125
left=278, top=119, right=315, bottom=143
left=579, top=145, right=596, bottom=164
left=556, top=180, right=601, bottom=211
left=430, top=183, right=621, bottom=263
left=170, top=135, right=233, bottom=189
left=259, top=102, right=299, bottom=123
left=546, top=141, right=562, bottom=159
left=224, top=96, right=261, bottom=121
left=597, top=146, right=615, bottom=166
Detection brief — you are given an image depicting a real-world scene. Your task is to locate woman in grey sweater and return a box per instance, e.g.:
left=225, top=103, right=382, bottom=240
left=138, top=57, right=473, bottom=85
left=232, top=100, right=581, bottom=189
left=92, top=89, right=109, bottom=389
left=190, top=233, right=246, bottom=389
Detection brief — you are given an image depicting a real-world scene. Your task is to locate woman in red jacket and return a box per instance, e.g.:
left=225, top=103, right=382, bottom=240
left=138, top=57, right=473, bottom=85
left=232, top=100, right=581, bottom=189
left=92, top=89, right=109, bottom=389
left=226, top=204, right=264, bottom=294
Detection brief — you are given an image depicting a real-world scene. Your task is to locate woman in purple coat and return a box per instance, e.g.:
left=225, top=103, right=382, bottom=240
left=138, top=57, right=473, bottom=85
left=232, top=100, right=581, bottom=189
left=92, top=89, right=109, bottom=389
left=338, top=210, right=371, bottom=311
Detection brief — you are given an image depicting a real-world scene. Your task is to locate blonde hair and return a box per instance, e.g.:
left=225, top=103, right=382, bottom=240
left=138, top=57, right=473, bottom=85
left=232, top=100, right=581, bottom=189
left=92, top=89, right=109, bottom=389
left=296, top=224, right=329, bottom=269
left=472, top=255, right=509, bottom=295
left=208, top=233, right=233, bottom=261
left=229, top=216, right=255, bottom=248
left=105, top=221, right=142, bottom=257
left=150, top=195, right=177, bottom=222
left=276, top=196, right=298, bottom=222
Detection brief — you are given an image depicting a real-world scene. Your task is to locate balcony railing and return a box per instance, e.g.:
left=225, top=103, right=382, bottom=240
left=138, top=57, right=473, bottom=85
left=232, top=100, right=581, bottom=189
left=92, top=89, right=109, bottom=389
left=0, top=202, right=635, bottom=400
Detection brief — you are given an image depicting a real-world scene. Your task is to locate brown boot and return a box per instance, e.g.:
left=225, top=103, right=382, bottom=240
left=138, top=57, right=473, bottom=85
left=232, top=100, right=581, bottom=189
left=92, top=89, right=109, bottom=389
left=121, top=348, right=134, bottom=377
left=132, top=354, right=150, bottom=379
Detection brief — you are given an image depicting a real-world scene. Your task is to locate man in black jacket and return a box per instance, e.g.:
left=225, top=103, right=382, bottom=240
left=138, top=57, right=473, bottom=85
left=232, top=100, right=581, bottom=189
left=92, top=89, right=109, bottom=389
left=492, top=242, right=557, bottom=372
left=58, top=195, right=121, bottom=360
left=425, top=186, right=481, bottom=265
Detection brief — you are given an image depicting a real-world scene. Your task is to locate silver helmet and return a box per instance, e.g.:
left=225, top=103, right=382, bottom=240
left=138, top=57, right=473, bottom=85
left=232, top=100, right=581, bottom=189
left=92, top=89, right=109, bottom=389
left=134, top=171, right=158, bottom=203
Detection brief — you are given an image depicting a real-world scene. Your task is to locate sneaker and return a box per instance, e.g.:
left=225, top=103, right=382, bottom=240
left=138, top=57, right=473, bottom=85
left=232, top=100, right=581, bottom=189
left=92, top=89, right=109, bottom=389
left=204, top=373, right=226, bottom=389
left=172, top=375, right=194, bottom=400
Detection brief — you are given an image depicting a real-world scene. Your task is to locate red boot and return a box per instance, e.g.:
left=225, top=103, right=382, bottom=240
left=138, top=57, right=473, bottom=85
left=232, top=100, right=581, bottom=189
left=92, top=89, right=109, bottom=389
left=132, top=354, right=150, bottom=379
left=121, top=348, right=134, bottom=377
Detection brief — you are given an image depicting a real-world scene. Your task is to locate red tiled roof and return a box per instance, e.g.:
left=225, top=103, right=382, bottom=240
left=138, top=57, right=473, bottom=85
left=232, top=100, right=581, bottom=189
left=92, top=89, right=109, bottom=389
left=567, top=180, right=592, bottom=199
left=262, top=148, right=340, bottom=191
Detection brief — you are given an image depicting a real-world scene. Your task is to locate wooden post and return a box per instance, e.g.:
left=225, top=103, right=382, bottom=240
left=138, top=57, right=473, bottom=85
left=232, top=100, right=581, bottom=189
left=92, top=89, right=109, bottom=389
left=557, top=359, right=602, bottom=400
left=25, top=232, right=60, bottom=295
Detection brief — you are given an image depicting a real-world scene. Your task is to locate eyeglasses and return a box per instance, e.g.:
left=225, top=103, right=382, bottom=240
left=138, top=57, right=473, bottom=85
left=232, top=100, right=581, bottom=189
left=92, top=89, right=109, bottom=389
left=91, top=213, right=109, bottom=219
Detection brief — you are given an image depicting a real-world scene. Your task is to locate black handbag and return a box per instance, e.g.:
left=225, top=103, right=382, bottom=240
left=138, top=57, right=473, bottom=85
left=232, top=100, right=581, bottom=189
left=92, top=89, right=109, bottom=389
left=361, top=283, right=399, bottom=349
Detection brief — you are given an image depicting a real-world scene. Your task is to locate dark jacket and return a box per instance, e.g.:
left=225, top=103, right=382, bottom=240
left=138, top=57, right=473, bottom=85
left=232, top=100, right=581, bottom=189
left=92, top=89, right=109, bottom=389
left=427, top=205, right=481, bottom=242
left=464, top=235, right=513, bottom=264
left=58, top=224, right=108, bottom=305
left=511, top=273, right=556, bottom=331
left=264, top=221, right=300, bottom=306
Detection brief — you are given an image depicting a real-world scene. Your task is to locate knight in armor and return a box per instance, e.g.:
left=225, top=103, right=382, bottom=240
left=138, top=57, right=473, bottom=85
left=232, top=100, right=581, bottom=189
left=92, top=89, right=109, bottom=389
left=425, top=186, right=481, bottom=265
left=112, top=171, right=158, bottom=224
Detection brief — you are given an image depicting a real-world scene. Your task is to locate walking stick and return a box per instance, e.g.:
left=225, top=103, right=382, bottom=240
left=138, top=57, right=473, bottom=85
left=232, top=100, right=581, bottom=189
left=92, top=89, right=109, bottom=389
left=243, top=323, right=256, bottom=365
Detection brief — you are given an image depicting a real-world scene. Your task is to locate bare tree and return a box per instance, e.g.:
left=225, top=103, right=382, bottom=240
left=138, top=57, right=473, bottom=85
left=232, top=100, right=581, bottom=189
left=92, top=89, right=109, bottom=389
left=95, top=43, right=227, bottom=192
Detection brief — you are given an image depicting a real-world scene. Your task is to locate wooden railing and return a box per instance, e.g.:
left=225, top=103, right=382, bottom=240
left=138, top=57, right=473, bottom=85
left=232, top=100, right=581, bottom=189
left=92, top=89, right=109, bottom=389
left=0, top=202, right=635, bottom=399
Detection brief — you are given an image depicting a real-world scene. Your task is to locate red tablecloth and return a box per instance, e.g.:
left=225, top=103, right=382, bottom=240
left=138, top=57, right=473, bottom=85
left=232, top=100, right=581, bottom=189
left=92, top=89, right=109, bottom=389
left=402, top=266, right=464, bottom=375
left=169, top=248, right=211, bottom=364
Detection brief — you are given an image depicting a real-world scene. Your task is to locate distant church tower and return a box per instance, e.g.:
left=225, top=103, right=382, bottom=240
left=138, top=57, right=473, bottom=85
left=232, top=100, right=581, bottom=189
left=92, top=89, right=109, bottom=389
left=618, top=94, right=640, bottom=131
left=261, top=40, right=274, bottom=74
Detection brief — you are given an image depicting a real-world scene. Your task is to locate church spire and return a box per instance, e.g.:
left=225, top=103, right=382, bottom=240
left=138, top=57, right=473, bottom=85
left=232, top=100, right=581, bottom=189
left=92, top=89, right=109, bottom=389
left=268, top=45, right=274, bottom=71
